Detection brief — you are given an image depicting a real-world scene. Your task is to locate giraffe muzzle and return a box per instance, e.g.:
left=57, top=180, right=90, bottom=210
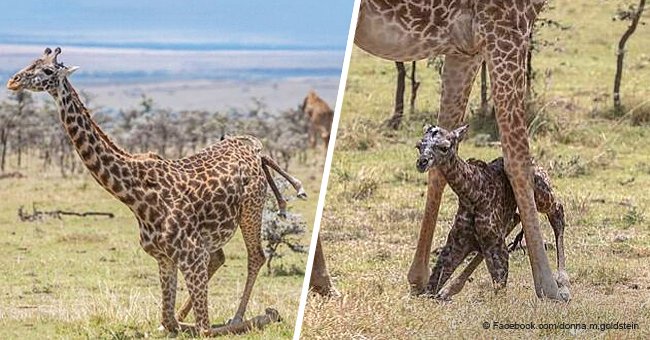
left=6, top=78, right=21, bottom=91
left=416, top=157, right=431, bottom=173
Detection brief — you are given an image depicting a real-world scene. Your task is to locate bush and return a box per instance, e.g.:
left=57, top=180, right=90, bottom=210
left=261, top=179, right=307, bottom=275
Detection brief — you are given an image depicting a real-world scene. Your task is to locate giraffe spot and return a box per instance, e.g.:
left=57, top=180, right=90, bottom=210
left=120, top=194, right=135, bottom=205
left=99, top=171, right=111, bottom=185
left=87, top=159, right=101, bottom=173
left=74, top=134, right=86, bottom=149
left=99, top=155, right=114, bottom=164
left=144, top=192, right=159, bottom=205
left=109, top=164, right=121, bottom=178
left=136, top=203, right=147, bottom=217
left=148, top=207, right=161, bottom=223
left=112, top=181, right=123, bottom=193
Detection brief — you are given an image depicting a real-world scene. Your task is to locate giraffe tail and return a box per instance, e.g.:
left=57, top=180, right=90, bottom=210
left=261, top=155, right=307, bottom=218
left=261, top=159, right=288, bottom=218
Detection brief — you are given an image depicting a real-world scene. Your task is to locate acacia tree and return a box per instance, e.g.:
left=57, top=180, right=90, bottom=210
left=387, top=61, right=420, bottom=130
left=613, top=0, right=646, bottom=111
left=387, top=61, right=406, bottom=130
left=0, top=91, right=35, bottom=172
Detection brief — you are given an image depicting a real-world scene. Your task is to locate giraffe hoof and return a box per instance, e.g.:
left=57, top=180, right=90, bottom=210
left=434, top=294, right=452, bottom=303
left=277, top=209, right=287, bottom=218
left=297, top=189, right=308, bottom=200
left=558, top=285, right=571, bottom=302
left=157, top=324, right=179, bottom=337
left=227, top=316, right=244, bottom=326
left=556, top=271, right=571, bottom=302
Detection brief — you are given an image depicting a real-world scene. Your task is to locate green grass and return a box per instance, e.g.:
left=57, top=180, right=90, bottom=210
left=303, top=0, right=650, bottom=338
left=0, top=150, right=325, bottom=339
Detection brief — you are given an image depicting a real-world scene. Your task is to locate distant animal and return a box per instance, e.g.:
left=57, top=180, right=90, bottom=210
left=415, top=124, right=570, bottom=300
left=6, top=47, right=307, bottom=336
left=301, top=90, right=333, bottom=152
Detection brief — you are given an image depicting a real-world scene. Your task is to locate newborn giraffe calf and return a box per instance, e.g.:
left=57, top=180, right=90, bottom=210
left=415, top=125, right=570, bottom=300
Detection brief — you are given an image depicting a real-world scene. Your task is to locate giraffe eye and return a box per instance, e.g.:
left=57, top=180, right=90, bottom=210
left=43, top=68, right=54, bottom=76
left=438, top=145, right=450, bottom=153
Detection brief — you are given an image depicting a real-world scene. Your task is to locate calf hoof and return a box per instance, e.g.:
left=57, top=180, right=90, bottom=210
left=297, top=189, right=308, bottom=200
left=228, top=315, right=244, bottom=326
left=433, top=292, right=452, bottom=302
left=556, top=271, right=571, bottom=302
left=557, top=285, right=571, bottom=302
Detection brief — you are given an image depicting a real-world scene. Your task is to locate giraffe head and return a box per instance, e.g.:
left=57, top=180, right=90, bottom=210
left=6, top=47, right=79, bottom=93
left=300, top=90, right=317, bottom=113
left=415, top=124, right=469, bottom=173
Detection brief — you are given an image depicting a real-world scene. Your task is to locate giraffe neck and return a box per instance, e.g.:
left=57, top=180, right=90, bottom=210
left=438, top=155, right=483, bottom=204
left=49, top=78, right=134, bottom=197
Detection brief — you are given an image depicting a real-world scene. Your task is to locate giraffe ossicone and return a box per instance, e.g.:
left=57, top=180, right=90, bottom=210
left=7, top=47, right=307, bottom=335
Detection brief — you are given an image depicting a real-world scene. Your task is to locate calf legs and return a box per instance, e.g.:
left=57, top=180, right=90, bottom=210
left=176, top=249, right=226, bottom=322
left=474, top=216, right=510, bottom=292
left=426, top=210, right=476, bottom=295
left=437, top=216, right=520, bottom=299
left=437, top=199, right=570, bottom=299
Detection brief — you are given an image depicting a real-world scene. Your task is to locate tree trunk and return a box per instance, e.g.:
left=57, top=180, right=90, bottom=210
left=386, top=61, right=406, bottom=130
left=59, top=138, right=67, bottom=178
left=409, top=61, right=421, bottom=115
left=614, top=0, right=646, bottom=111
left=0, top=130, right=7, bottom=173
left=526, top=31, right=535, bottom=100
left=17, top=129, right=22, bottom=168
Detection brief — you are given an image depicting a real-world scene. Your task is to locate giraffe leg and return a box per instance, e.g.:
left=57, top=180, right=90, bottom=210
left=425, top=209, right=475, bottom=296
left=507, top=214, right=523, bottom=252
left=321, top=131, right=330, bottom=153
left=474, top=216, right=509, bottom=293
left=176, top=249, right=226, bottom=322
left=481, top=243, right=510, bottom=293
left=548, top=202, right=571, bottom=301
left=261, top=161, right=288, bottom=217
left=230, top=203, right=266, bottom=325
left=408, top=54, right=482, bottom=294
left=309, top=236, right=339, bottom=297
left=436, top=253, right=483, bottom=300
left=439, top=215, right=520, bottom=299
left=178, top=247, right=211, bottom=334
left=158, top=259, right=180, bottom=333
left=308, top=123, right=317, bottom=148
left=262, top=156, right=307, bottom=199
left=426, top=239, right=474, bottom=298
left=486, top=38, right=566, bottom=301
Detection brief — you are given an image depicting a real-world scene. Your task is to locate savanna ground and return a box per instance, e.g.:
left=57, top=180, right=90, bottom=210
left=303, top=0, right=650, bottom=338
left=0, top=149, right=325, bottom=339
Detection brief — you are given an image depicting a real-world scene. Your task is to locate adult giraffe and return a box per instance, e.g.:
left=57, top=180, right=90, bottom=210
left=7, top=47, right=307, bottom=335
left=312, top=0, right=570, bottom=301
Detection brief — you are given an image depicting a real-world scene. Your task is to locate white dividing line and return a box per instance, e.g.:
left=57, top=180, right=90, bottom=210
left=292, top=0, right=362, bottom=339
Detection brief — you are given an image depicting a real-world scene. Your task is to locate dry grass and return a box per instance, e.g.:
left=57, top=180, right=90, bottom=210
left=0, top=150, right=325, bottom=339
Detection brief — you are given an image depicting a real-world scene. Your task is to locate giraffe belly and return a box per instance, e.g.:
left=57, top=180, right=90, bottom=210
left=202, top=219, right=239, bottom=253
left=355, top=18, right=450, bottom=61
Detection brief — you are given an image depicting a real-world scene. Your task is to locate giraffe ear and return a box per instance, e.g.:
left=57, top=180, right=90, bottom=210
left=453, top=125, right=469, bottom=142
left=423, top=124, right=433, bottom=134
left=62, top=66, right=80, bottom=77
